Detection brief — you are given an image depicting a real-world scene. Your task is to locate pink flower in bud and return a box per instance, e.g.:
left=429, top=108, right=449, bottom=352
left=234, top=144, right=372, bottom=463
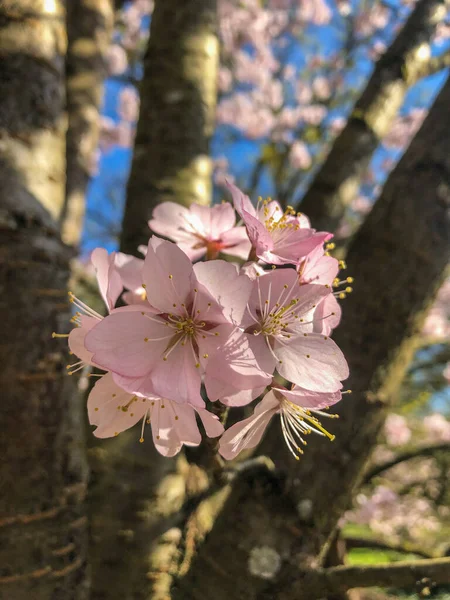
left=219, top=384, right=343, bottom=460
left=227, top=182, right=331, bottom=265
left=149, top=201, right=251, bottom=261
left=88, top=372, right=223, bottom=456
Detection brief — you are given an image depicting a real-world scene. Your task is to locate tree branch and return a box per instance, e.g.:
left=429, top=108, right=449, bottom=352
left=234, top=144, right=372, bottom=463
left=121, top=0, right=219, bottom=254
left=174, top=75, right=450, bottom=600
left=60, top=0, right=114, bottom=246
left=409, top=48, right=450, bottom=84
left=363, top=443, right=450, bottom=484
left=344, top=535, right=437, bottom=559
left=292, top=557, right=450, bottom=597
left=296, top=0, right=448, bottom=231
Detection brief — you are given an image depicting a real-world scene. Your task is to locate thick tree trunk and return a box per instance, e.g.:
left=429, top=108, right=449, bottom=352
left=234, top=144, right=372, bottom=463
left=174, top=75, right=450, bottom=600
left=121, top=0, right=218, bottom=254
left=60, top=0, right=114, bottom=246
left=0, top=2, right=88, bottom=599
left=88, top=2, right=219, bottom=598
left=297, top=0, right=448, bottom=232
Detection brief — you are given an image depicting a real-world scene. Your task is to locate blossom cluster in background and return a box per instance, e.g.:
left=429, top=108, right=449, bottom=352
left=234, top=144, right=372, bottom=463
left=57, top=184, right=352, bottom=460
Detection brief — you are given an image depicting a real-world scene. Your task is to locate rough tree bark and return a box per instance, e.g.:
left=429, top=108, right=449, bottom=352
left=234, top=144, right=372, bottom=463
left=297, top=0, right=448, bottom=232
left=60, top=0, right=114, bottom=246
left=174, top=75, right=450, bottom=600
left=121, top=0, right=218, bottom=254
left=0, top=2, right=88, bottom=599
left=88, top=2, right=219, bottom=598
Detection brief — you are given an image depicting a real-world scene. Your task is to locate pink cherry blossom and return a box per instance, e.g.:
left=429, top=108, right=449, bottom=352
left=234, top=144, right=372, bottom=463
left=106, top=44, right=128, bottom=75
left=118, top=87, right=140, bottom=122
left=91, top=247, right=123, bottom=312
left=289, top=141, right=312, bottom=170
left=85, top=238, right=253, bottom=405
left=384, top=414, right=412, bottom=446
left=423, top=413, right=450, bottom=442
left=241, top=268, right=349, bottom=391
left=219, top=384, right=342, bottom=460
left=149, top=201, right=251, bottom=261
left=88, top=372, right=223, bottom=456
left=297, top=243, right=343, bottom=334
left=227, top=182, right=331, bottom=266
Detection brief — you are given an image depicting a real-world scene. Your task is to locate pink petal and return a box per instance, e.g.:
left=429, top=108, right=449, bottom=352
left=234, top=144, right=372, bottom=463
left=299, top=247, right=339, bottom=286
left=220, top=227, right=251, bottom=259
left=150, top=400, right=184, bottom=457
left=170, top=402, right=203, bottom=445
left=85, top=308, right=170, bottom=377
left=196, top=408, right=225, bottom=437
left=219, top=385, right=267, bottom=407
left=142, top=237, right=194, bottom=312
left=149, top=202, right=194, bottom=242
left=225, top=181, right=256, bottom=218
left=193, top=260, right=252, bottom=325
left=205, top=330, right=271, bottom=403
left=218, top=392, right=279, bottom=460
left=149, top=341, right=203, bottom=406
left=91, top=248, right=123, bottom=311
left=275, top=333, right=349, bottom=392
left=278, top=385, right=342, bottom=410
left=313, top=294, right=341, bottom=335
left=68, top=315, right=99, bottom=365
left=190, top=202, right=236, bottom=238
left=87, top=373, right=148, bottom=438
left=114, top=252, right=145, bottom=291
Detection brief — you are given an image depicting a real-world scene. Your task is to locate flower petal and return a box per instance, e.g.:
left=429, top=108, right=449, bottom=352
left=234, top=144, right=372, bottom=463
left=142, top=237, right=194, bottom=312
left=87, top=373, right=148, bottom=438
left=194, top=260, right=252, bottom=326
left=218, top=392, right=278, bottom=460
left=85, top=308, right=169, bottom=377
left=275, top=333, right=349, bottom=392
left=91, top=248, right=123, bottom=311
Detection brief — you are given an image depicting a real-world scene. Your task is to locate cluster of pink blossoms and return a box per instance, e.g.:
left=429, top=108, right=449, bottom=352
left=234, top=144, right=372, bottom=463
left=57, top=183, right=351, bottom=460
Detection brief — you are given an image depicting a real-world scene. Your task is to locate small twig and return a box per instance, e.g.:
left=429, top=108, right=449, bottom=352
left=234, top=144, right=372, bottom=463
left=362, top=443, right=450, bottom=484
left=344, top=535, right=437, bottom=559
left=292, top=557, right=450, bottom=597
left=408, top=49, right=450, bottom=85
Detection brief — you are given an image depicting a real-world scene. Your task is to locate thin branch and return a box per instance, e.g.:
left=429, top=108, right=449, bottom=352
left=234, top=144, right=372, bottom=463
left=297, top=557, right=450, bottom=596
left=296, top=0, right=447, bottom=231
left=344, top=535, right=437, bottom=559
left=363, top=443, right=450, bottom=484
left=409, top=48, right=450, bottom=84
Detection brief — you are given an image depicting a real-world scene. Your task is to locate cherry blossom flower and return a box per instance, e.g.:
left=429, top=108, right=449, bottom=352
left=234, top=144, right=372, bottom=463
left=88, top=372, right=223, bottom=456
left=227, top=182, right=330, bottom=265
left=58, top=248, right=124, bottom=375
left=423, top=413, right=450, bottom=442
left=219, top=384, right=342, bottom=460
left=85, top=238, right=253, bottom=405
left=106, top=44, right=128, bottom=75
left=289, top=141, right=312, bottom=170
left=384, top=414, right=411, bottom=446
left=149, top=201, right=251, bottom=261
left=242, top=268, right=349, bottom=391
